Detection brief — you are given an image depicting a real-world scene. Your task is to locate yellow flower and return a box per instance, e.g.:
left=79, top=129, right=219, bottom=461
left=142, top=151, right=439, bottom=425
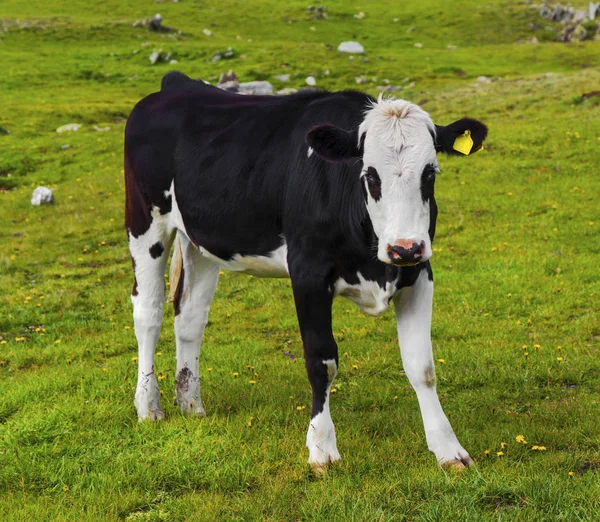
left=533, top=344, right=541, bottom=351
left=515, top=435, right=527, bottom=444
left=500, top=442, right=507, bottom=449
left=207, top=368, right=212, bottom=372
left=438, top=359, right=445, bottom=363
left=55, top=340, right=62, bottom=344
left=158, top=374, right=165, bottom=381
left=249, top=380, right=256, bottom=384
left=296, top=405, right=306, bottom=411
left=531, top=445, right=547, bottom=451
left=0, top=340, right=6, bottom=345
left=484, top=449, right=490, bottom=455
left=496, top=451, right=504, bottom=456
left=557, top=357, right=563, bottom=362
left=247, top=416, right=253, bottom=427
left=352, top=364, right=358, bottom=370
left=232, top=372, right=239, bottom=377
left=330, top=388, right=337, bottom=394
left=131, top=356, right=138, bottom=361
left=568, top=471, right=574, bottom=477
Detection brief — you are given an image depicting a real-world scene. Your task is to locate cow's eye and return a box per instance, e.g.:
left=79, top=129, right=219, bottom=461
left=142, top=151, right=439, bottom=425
left=423, top=164, right=437, bottom=182
left=364, top=167, right=382, bottom=202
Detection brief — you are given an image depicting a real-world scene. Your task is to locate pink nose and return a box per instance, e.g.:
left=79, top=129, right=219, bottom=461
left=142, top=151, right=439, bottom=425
left=387, top=240, right=426, bottom=265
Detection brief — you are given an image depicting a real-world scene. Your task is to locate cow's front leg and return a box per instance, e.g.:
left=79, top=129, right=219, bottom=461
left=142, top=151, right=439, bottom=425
left=290, top=263, right=340, bottom=472
left=393, top=267, right=472, bottom=469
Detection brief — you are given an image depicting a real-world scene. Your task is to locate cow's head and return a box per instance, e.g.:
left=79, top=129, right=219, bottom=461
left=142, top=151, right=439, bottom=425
left=306, top=96, right=487, bottom=266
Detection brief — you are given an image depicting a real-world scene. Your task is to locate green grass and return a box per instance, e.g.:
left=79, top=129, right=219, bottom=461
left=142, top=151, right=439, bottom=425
left=1, top=0, right=600, bottom=520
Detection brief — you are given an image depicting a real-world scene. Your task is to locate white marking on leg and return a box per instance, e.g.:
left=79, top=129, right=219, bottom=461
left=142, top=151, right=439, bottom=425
left=307, top=146, right=314, bottom=158
left=306, top=359, right=341, bottom=465
left=129, top=208, right=173, bottom=420
left=393, top=269, right=471, bottom=466
left=174, top=233, right=220, bottom=416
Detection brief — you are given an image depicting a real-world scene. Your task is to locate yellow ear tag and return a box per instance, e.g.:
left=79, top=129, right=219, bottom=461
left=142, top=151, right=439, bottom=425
left=453, top=130, right=473, bottom=155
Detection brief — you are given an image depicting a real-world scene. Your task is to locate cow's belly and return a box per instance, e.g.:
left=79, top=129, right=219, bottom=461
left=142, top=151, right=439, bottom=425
left=334, top=274, right=398, bottom=317
left=201, top=243, right=290, bottom=278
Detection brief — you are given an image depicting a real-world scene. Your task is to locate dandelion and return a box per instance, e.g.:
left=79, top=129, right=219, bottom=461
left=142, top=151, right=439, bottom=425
left=516, top=320, right=522, bottom=325
left=484, top=449, right=490, bottom=455
left=67, top=358, right=72, bottom=364
left=248, top=416, right=253, bottom=427
left=352, top=364, right=358, bottom=370
left=330, top=388, right=337, bottom=394
left=522, top=345, right=527, bottom=350
left=156, top=352, right=162, bottom=356
left=557, top=357, right=564, bottom=362
left=533, top=344, right=541, bottom=351
left=207, top=368, right=212, bottom=372
left=531, top=445, right=547, bottom=451
left=438, top=359, right=445, bottom=364
left=497, top=451, right=504, bottom=456
left=249, top=380, right=256, bottom=384
left=343, top=352, right=349, bottom=357
left=297, top=405, right=306, bottom=411
left=515, top=435, right=527, bottom=444
left=124, top=326, right=131, bottom=330
left=102, top=368, right=107, bottom=373
left=500, top=442, right=507, bottom=449
left=568, top=471, right=574, bottom=477
left=158, top=374, right=165, bottom=381
left=55, top=340, right=61, bottom=344
left=393, top=395, right=398, bottom=400
left=232, top=372, right=239, bottom=377
left=131, top=356, right=138, bottom=361
left=0, top=340, right=7, bottom=345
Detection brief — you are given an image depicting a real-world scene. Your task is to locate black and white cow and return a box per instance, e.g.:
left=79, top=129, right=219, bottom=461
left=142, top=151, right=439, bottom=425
left=125, top=71, right=487, bottom=471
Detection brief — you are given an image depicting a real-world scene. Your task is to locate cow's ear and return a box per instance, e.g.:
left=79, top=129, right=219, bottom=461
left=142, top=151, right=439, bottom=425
left=434, top=118, right=488, bottom=156
left=306, top=124, right=362, bottom=163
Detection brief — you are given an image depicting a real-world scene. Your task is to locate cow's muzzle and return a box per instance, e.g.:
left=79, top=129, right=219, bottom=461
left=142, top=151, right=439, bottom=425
left=386, top=240, right=426, bottom=266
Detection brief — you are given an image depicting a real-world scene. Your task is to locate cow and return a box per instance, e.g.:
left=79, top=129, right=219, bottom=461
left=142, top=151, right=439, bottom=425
left=124, top=71, right=488, bottom=472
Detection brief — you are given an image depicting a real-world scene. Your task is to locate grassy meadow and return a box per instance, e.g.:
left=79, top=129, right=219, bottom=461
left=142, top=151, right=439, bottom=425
left=1, top=0, right=599, bottom=519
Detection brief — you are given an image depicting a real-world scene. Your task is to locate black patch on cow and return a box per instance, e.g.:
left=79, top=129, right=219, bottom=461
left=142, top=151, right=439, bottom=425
left=160, top=193, right=172, bottom=215
left=360, top=177, right=368, bottom=203
left=173, top=266, right=185, bottom=316
left=130, top=256, right=138, bottom=296
left=358, top=132, right=366, bottom=157
left=420, top=164, right=436, bottom=203
left=306, top=124, right=360, bottom=163
left=365, top=167, right=382, bottom=201
left=149, top=242, right=164, bottom=259
left=434, top=118, right=488, bottom=156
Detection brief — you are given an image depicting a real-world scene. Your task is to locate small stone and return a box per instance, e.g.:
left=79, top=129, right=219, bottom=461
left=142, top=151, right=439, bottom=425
left=354, top=12, right=365, bottom=19
left=337, top=41, right=364, bottom=54
left=31, top=186, right=54, bottom=206
left=239, top=81, right=274, bottom=95
left=414, top=42, right=423, bottom=48
left=355, top=75, right=367, bottom=84
left=277, top=88, right=298, bottom=95
left=305, top=76, right=316, bottom=86
left=275, top=74, right=290, bottom=82
left=56, top=123, right=81, bottom=133
left=476, top=76, right=491, bottom=83
left=92, top=125, right=110, bottom=132
left=169, top=59, right=178, bottom=64
left=447, top=44, right=458, bottom=49
left=149, top=51, right=161, bottom=65
left=203, top=28, right=213, bottom=37
left=61, top=145, right=70, bottom=150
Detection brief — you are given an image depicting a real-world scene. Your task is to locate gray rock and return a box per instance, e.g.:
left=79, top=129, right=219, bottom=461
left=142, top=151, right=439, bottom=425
left=590, top=2, right=600, bottom=20
left=56, top=123, right=81, bottom=133
left=275, top=74, right=290, bottom=82
left=337, top=41, right=364, bottom=54
left=31, top=186, right=54, bottom=206
left=277, top=88, right=298, bottom=95
left=305, top=76, right=316, bottom=86
left=239, top=81, right=274, bottom=95
left=61, top=144, right=70, bottom=150
left=476, top=76, right=491, bottom=83
left=203, top=28, right=213, bottom=37
left=355, top=75, right=367, bottom=84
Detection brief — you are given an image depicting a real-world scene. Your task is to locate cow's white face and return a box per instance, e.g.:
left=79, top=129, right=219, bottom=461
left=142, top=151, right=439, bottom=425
left=306, top=96, right=488, bottom=266
left=358, top=99, right=437, bottom=265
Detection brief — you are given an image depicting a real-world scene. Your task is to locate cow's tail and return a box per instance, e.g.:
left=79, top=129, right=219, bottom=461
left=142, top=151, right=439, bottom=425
left=168, top=234, right=183, bottom=302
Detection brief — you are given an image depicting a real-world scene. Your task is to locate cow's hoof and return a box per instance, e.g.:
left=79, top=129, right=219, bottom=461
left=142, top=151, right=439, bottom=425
left=441, top=455, right=474, bottom=471
left=174, top=398, right=206, bottom=417
left=309, top=457, right=341, bottom=478
left=137, top=409, right=164, bottom=421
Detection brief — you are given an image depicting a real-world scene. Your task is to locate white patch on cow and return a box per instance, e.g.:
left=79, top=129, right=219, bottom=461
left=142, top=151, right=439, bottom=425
left=394, top=269, right=470, bottom=465
left=334, top=273, right=397, bottom=316
left=307, top=146, right=314, bottom=158
left=306, top=359, right=341, bottom=465
left=207, top=243, right=289, bottom=278
left=358, top=96, right=438, bottom=265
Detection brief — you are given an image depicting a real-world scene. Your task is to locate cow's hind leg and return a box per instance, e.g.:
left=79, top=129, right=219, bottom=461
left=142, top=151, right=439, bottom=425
left=129, top=210, right=174, bottom=420
left=171, top=233, right=220, bottom=416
